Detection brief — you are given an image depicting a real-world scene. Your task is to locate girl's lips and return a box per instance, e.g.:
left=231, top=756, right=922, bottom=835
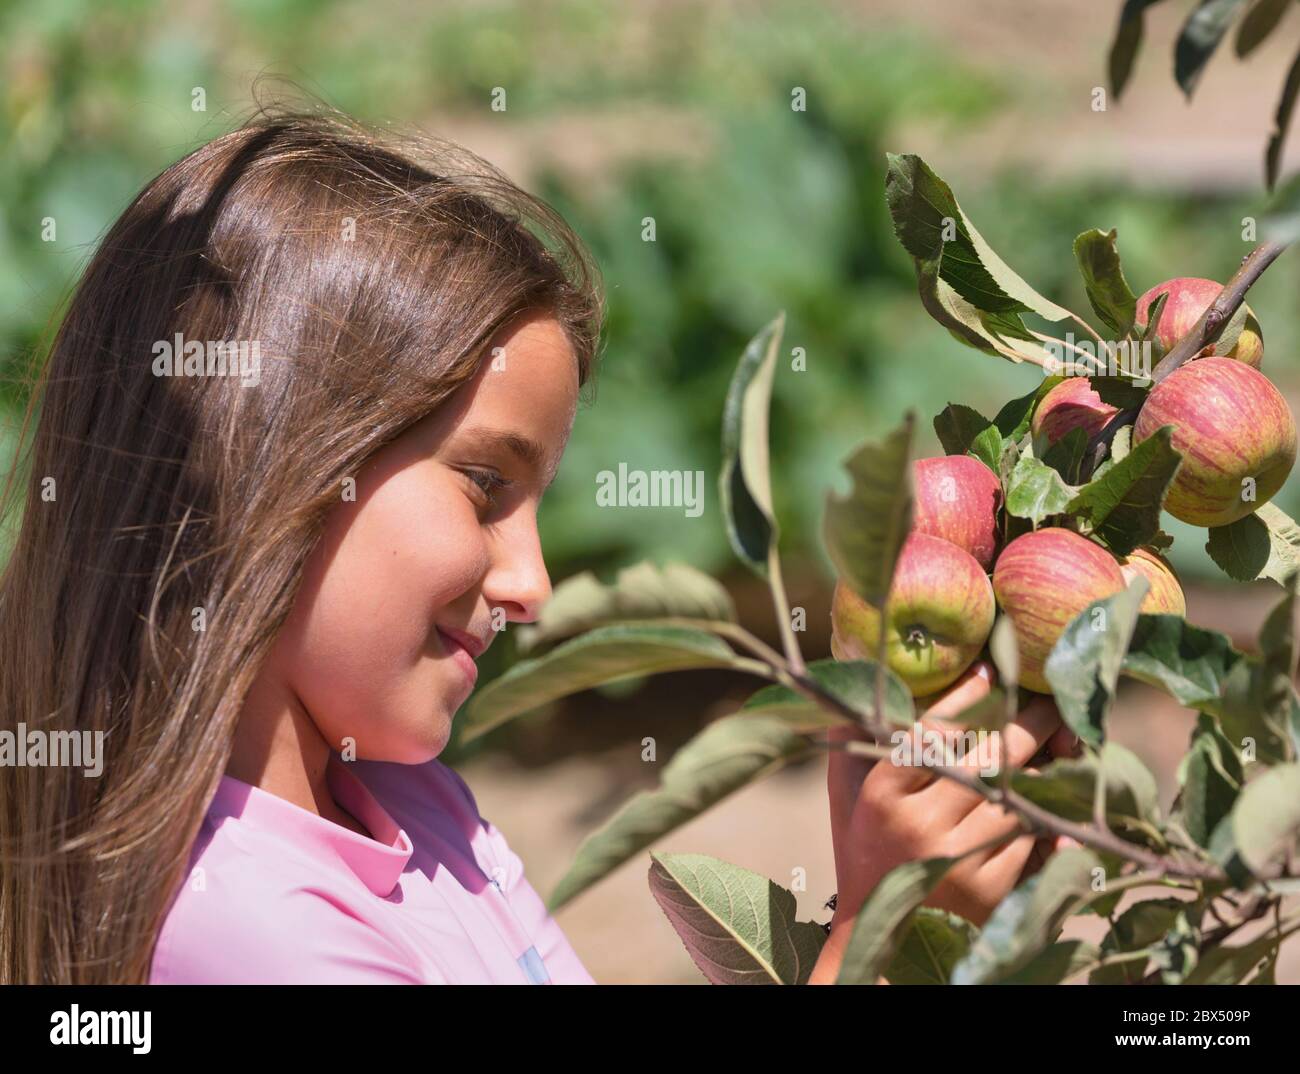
left=436, top=628, right=479, bottom=688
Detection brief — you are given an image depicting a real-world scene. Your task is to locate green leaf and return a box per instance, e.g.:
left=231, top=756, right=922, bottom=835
left=934, top=403, right=994, bottom=457
left=1066, top=425, right=1181, bottom=555
left=548, top=715, right=814, bottom=911
left=719, top=313, right=784, bottom=576
left=995, top=378, right=1063, bottom=442
left=1073, top=228, right=1138, bottom=337
left=1218, top=570, right=1299, bottom=763
left=739, top=658, right=916, bottom=732
left=883, top=908, right=977, bottom=985
left=1175, top=0, right=1252, bottom=99
left=1009, top=742, right=1162, bottom=833
left=835, top=857, right=958, bottom=984
left=516, top=561, right=736, bottom=653
left=1208, top=810, right=1261, bottom=887
left=1004, top=453, right=1076, bottom=525
left=461, top=624, right=744, bottom=742
left=823, top=415, right=914, bottom=605
left=910, top=254, right=1056, bottom=363
left=995, top=939, right=1100, bottom=984
left=1266, top=47, right=1300, bottom=190
left=647, top=853, right=827, bottom=984
left=1109, top=0, right=1170, bottom=97
left=1041, top=426, right=1088, bottom=486
left=1184, top=927, right=1287, bottom=984
left=1044, top=579, right=1149, bottom=746
left=1233, top=763, right=1300, bottom=877
left=885, top=154, right=1073, bottom=322
left=1206, top=502, right=1300, bottom=585
left=1178, top=712, right=1245, bottom=847
left=950, top=848, right=1102, bottom=985
left=1121, top=614, right=1246, bottom=713
left=968, top=425, right=1005, bottom=473
left=1236, top=0, right=1292, bottom=57
left=1089, top=897, right=1188, bottom=984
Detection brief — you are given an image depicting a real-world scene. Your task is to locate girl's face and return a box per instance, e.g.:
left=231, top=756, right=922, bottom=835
left=266, top=312, right=579, bottom=764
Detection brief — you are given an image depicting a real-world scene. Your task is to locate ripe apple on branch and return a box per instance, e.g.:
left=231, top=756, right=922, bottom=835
left=458, top=152, right=1300, bottom=986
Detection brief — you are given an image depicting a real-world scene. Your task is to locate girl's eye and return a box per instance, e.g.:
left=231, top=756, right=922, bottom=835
left=463, top=468, right=512, bottom=509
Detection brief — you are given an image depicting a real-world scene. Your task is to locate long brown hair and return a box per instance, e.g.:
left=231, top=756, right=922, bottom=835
left=0, top=106, right=604, bottom=983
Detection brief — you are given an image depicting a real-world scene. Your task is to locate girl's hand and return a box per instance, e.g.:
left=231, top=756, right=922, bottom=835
left=824, top=660, right=1081, bottom=933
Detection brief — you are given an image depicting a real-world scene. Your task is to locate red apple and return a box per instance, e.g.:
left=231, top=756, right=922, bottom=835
left=912, top=455, right=1002, bottom=571
left=831, top=532, right=995, bottom=698
left=1030, top=377, right=1120, bottom=449
left=1135, top=277, right=1264, bottom=367
left=1117, top=547, right=1186, bottom=617
left=1134, top=356, right=1296, bottom=528
left=991, top=528, right=1127, bottom=694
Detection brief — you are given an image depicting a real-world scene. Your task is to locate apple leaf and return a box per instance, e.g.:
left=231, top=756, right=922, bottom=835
left=1004, top=454, right=1076, bottom=525
left=835, top=856, right=959, bottom=984
left=1232, top=762, right=1300, bottom=877
left=995, top=378, right=1063, bottom=442
left=1109, top=0, right=1170, bottom=97
left=934, top=403, right=994, bottom=456
left=720, top=313, right=784, bottom=577
left=515, top=561, right=736, bottom=654
left=883, top=909, right=976, bottom=985
left=1008, top=743, right=1162, bottom=833
left=1073, top=228, right=1138, bottom=337
left=995, top=940, right=1100, bottom=985
left=1206, top=502, right=1300, bottom=584
left=739, top=658, right=915, bottom=732
left=647, top=853, right=827, bottom=984
left=910, top=253, right=1057, bottom=363
left=885, top=154, right=1072, bottom=322
left=461, top=624, right=746, bottom=742
left=547, top=714, right=815, bottom=911
left=1208, top=810, right=1259, bottom=887
left=1041, top=426, right=1088, bottom=485
left=1266, top=46, right=1300, bottom=190
left=1175, top=0, right=1252, bottom=100
left=1177, top=712, right=1245, bottom=848
left=1236, top=0, right=1292, bottom=57
left=1184, top=927, right=1287, bottom=984
left=950, top=848, right=1101, bottom=985
left=823, top=414, right=914, bottom=606
left=1089, top=897, right=1188, bottom=984
left=1217, top=569, right=1299, bottom=763
left=968, top=425, right=1004, bottom=473
left=1066, top=424, right=1181, bottom=555
left=1044, top=579, right=1149, bottom=746
left=1122, top=614, right=1245, bottom=713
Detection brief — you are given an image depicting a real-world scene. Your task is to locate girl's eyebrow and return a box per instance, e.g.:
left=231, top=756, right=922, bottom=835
left=457, top=426, right=562, bottom=488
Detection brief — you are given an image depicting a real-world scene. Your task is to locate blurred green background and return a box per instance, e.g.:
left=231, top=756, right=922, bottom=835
left=3, top=0, right=1299, bottom=760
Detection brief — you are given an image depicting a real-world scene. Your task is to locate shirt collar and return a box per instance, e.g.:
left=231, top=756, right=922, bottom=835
left=210, top=753, right=413, bottom=897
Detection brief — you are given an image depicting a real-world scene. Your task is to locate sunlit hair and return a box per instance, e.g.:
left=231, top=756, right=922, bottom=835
left=0, top=103, right=604, bottom=983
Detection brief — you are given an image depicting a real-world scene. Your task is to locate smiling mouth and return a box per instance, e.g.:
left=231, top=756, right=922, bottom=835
left=436, top=628, right=480, bottom=688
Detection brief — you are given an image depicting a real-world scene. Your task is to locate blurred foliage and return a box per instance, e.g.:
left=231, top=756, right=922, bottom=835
left=2, top=0, right=1299, bottom=606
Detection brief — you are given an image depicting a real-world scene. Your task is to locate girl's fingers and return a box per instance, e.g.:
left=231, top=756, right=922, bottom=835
left=912, top=696, right=1062, bottom=825
left=869, top=662, right=996, bottom=796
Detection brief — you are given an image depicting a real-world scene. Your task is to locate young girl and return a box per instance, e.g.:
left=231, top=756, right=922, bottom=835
left=0, top=109, right=1073, bottom=985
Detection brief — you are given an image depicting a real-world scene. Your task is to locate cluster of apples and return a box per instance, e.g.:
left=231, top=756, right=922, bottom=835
left=831, top=277, right=1298, bottom=697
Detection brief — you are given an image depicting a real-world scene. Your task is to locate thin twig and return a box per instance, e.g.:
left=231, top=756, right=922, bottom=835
left=1150, top=241, right=1289, bottom=384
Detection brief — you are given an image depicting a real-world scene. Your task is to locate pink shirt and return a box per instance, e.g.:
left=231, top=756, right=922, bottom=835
left=149, top=753, right=594, bottom=984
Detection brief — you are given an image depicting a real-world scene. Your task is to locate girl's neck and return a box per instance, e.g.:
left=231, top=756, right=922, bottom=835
left=225, top=673, right=372, bottom=839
